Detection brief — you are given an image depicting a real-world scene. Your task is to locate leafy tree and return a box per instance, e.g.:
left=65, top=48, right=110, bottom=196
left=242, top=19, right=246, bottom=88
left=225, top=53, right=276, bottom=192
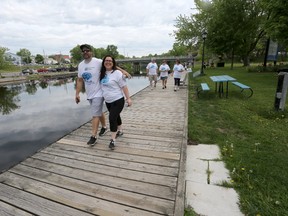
left=168, top=43, right=191, bottom=56
left=261, top=0, right=288, bottom=47
left=174, top=0, right=268, bottom=67
left=70, top=45, right=83, bottom=64
left=35, top=54, right=44, bottom=64
left=94, top=47, right=106, bottom=58
left=17, top=48, right=31, bottom=64
left=0, top=47, right=9, bottom=69
left=0, top=86, right=20, bottom=115
left=106, top=45, right=119, bottom=57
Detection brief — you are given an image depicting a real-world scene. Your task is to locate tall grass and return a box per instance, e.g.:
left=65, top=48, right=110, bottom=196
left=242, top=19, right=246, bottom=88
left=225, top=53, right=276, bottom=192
left=188, top=66, right=288, bottom=215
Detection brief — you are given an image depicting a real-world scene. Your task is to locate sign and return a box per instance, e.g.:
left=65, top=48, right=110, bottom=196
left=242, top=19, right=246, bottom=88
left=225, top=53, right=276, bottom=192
left=267, top=40, right=278, bottom=61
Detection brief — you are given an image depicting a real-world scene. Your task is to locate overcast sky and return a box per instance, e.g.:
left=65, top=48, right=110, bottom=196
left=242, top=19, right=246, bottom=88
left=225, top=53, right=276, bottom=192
left=0, top=0, right=196, bottom=58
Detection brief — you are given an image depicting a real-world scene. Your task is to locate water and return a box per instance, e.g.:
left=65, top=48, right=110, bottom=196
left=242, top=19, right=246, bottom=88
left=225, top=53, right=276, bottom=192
left=0, top=76, right=148, bottom=173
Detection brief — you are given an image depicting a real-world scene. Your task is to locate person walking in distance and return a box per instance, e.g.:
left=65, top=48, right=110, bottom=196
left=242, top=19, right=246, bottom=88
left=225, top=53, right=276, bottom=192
left=100, top=55, right=132, bottom=150
left=172, top=59, right=185, bottom=91
left=159, top=60, right=170, bottom=89
left=75, top=44, right=130, bottom=146
left=146, top=58, right=158, bottom=90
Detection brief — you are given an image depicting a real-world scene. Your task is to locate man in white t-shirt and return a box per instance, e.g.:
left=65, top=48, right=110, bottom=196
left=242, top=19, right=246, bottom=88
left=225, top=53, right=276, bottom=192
left=146, top=58, right=158, bottom=90
left=75, top=44, right=108, bottom=145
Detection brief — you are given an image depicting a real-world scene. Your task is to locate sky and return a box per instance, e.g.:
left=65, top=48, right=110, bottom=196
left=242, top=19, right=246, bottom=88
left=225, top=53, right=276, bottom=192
left=0, top=0, right=196, bottom=58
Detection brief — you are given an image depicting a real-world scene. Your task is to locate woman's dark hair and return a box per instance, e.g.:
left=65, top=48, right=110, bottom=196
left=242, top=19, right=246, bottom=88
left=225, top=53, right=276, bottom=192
left=100, top=55, right=117, bottom=81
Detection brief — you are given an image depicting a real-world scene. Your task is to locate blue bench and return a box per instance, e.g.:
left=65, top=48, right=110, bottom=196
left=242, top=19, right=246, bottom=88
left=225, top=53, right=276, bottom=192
left=232, top=81, right=253, bottom=98
left=197, top=83, right=210, bottom=97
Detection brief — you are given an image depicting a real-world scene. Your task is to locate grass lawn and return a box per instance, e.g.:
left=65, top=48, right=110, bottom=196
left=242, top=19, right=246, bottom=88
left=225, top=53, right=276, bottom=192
left=187, top=65, right=288, bottom=215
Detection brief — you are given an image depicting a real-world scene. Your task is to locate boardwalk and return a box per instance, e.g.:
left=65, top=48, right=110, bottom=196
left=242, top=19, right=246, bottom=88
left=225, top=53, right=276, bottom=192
left=0, top=77, right=188, bottom=216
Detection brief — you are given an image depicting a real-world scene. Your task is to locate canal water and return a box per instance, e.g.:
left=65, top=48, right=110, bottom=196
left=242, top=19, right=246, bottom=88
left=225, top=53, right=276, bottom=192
left=0, top=76, right=148, bottom=173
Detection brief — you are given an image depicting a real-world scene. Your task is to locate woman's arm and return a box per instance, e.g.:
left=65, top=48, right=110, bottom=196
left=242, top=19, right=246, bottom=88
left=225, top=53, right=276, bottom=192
left=122, top=86, right=132, bottom=106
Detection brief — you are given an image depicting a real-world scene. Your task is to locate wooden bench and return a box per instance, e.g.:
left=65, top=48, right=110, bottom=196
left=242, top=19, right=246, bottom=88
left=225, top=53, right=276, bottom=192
left=232, top=81, right=253, bottom=98
left=197, top=83, right=210, bottom=97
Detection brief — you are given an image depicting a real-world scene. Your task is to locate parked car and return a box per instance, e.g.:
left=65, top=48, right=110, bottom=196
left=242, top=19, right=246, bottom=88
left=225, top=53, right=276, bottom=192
left=47, top=67, right=57, bottom=72
left=37, top=68, right=48, bottom=73
left=22, top=68, right=34, bottom=75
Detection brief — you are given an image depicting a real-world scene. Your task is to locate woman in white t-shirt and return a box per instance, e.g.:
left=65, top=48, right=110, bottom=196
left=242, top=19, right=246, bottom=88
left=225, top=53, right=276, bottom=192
left=159, top=60, right=170, bottom=89
left=172, top=59, right=185, bottom=91
left=100, top=55, right=132, bottom=150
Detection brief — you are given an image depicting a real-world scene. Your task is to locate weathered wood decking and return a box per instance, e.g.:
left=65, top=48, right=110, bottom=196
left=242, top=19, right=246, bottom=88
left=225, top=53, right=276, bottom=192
left=0, top=77, right=188, bottom=216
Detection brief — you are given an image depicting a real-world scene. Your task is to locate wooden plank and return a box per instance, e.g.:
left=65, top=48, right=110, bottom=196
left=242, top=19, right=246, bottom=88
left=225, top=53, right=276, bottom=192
left=5, top=167, right=174, bottom=215
left=18, top=161, right=176, bottom=200
left=0, top=184, right=94, bottom=216
left=0, top=201, right=33, bottom=216
left=72, top=127, right=182, bottom=143
left=0, top=174, right=161, bottom=216
left=29, top=154, right=177, bottom=187
left=41, top=147, right=178, bottom=176
left=57, top=138, right=180, bottom=160
left=63, top=134, right=181, bottom=153
left=49, top=143, right=179, bottom=167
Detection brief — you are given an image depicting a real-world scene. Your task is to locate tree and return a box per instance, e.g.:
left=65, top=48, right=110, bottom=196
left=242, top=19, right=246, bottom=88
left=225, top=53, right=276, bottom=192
left=70, top=45, right=83, bottom=64
left=94, top=47, right=106, bottom=58
left=17, top=48, right=31, bottom=64
left=106, top=45, right=119, bottom=57
left=261, top=0, right=288, bottom=47
left=35, top=54, right=44, bottom=64
left=0, top=47, right=9, bottom=69
left=174, top=0, right=268, bottom=67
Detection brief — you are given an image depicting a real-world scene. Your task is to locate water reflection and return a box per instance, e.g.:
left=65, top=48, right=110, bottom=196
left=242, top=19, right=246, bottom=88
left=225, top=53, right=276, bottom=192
left=0, top=85, right=21, bottom=115
left=0, top=76, right=148, bottom=173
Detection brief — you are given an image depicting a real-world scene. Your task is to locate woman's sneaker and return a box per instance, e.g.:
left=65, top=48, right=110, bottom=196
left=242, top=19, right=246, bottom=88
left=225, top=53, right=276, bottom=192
left=109, top=139, right=115, bottom=150
left=99, top=127, right=108, bottom=136
left=116, top=131, right=123, bottom=138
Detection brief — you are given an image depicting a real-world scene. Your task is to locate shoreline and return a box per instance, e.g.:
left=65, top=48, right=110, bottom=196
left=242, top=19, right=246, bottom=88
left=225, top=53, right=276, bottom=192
left=0, top=72, right=77, bottom=86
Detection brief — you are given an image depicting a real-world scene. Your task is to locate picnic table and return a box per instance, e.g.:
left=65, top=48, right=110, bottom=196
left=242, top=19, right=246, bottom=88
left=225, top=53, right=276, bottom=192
left=209, top=75, right=236, bottom=98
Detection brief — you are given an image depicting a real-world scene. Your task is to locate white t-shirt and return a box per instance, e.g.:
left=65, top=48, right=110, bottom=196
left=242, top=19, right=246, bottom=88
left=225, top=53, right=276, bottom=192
left=100, top=69, right=127, bottom=103
left=146, top=62, right=158, bottom=75
left=78, top=57, right=103, bottom=99
left=173, top=63, right=185, bottom=79
left=159, top=63, right=170, bottom=77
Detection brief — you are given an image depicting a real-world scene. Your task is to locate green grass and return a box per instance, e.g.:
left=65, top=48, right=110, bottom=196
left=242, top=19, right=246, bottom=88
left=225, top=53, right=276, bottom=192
left=188, top=66, right=288, bottom=215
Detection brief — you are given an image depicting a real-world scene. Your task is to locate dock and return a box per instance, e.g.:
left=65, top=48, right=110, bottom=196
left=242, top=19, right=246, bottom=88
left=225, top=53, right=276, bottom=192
left=0, top=78, right=188, bottom=216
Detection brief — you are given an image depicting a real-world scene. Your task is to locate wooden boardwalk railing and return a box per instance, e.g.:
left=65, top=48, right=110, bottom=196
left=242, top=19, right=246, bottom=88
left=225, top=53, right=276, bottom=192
left=0, top=77, right=188, bottom=216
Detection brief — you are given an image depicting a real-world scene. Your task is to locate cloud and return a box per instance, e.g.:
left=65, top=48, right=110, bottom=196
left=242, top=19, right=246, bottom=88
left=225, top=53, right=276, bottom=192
left=0, top=0, right=195, bottom=57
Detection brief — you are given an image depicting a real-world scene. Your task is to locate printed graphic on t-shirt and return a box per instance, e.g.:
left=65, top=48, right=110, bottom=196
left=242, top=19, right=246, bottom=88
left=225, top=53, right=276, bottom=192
left=82, top=72, right=94, bottom=85
left=101, top=75, right=109, bottom=84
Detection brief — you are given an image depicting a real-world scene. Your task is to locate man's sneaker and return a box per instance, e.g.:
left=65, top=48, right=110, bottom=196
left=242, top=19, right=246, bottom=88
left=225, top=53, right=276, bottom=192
left=116, top=131, right=123, bottom=138
left=87, top=136, right=97, bottom=146
left=109, top=139, right=115, bottom=150
left=99, top=127, right=108, bottom=136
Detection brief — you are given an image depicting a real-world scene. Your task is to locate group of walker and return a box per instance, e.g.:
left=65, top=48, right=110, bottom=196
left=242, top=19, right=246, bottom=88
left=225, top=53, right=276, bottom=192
left=146, top=58, right=186, bottom=91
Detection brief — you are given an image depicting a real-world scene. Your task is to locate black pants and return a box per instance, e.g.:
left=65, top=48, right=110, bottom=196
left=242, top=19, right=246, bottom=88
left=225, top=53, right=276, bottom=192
left=105, top=97, right=125, bottom=132
left=174, top=78, right=180, bottom=86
